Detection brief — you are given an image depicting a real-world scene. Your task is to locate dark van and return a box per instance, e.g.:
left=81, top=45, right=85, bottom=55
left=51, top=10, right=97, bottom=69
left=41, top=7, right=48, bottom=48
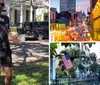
left=17, top=22, right=49, bottom=40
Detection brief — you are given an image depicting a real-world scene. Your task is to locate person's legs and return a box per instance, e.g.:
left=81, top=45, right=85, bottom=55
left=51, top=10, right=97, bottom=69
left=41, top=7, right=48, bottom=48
left=1, top=50, right=12, bottom=85
left=0, top=65, right=1, bottom=76
left=4, top=66, right=12, bottom=85
left=0, top=60, right=1, bottom=76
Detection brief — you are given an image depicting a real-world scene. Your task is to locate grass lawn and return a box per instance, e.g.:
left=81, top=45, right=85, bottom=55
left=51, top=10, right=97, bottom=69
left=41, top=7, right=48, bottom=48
left=0, top=61, right=48, bottom=85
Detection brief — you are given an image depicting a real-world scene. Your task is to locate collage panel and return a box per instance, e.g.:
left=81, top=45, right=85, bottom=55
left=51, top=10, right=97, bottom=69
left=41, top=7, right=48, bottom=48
left=50, top=42, right=100, bottom=85
left=0, top=0, right=100, bottom=85
left=0, top=0, right=49, bottom=85
left=50, top=0, right=100, bottom=85
left=50, top=0, right=100, bottom=41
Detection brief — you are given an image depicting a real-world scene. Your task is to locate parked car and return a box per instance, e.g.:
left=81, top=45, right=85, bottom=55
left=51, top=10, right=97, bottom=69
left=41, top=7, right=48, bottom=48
left=17, top=22, right=49, bottom=40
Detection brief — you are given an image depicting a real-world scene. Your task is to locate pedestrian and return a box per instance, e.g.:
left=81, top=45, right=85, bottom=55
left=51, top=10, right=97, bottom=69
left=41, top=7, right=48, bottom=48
left=0, top=0, right=18, bottom=85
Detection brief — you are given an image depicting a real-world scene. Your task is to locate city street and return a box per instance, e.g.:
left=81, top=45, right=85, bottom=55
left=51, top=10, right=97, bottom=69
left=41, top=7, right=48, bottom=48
left=50, top=21, right=93, bottom=41
left=10, top=39, right=49, bottom=66
left=50, top=0, right=96, bottom=41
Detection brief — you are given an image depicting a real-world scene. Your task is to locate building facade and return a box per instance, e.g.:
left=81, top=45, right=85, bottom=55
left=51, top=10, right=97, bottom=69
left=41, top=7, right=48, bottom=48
left=60, top=0, right=76, bottom=13
left=91, top=0, right=100, bottom=40
left=50, top=8, right=57, bottom=41
left=90, top=0, right=98, bottom=11
left=50, top=8, right=57, bottom=22
left=50, top=8, right=57, bottom=32
left=4, top=0, right=49, bottom=26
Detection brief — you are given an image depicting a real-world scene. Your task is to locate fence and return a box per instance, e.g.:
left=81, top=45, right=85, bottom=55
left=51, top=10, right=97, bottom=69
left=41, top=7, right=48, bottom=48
left=51, top=76, right=99, bottom=85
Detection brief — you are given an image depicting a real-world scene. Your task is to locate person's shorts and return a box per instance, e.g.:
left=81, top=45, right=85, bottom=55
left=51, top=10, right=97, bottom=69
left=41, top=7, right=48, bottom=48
left=0, top=49, right=12, bottom=67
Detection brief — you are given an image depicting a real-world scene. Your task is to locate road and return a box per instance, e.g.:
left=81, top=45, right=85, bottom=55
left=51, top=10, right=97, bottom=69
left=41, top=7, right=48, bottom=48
left=10, top=40, right=49, bottom=66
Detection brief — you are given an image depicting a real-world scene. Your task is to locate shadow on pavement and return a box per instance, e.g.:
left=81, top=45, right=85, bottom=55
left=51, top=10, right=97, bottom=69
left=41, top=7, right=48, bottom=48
left=0, top=41, right=49, bottom=85
left=10, top=41, right=49, bottom=66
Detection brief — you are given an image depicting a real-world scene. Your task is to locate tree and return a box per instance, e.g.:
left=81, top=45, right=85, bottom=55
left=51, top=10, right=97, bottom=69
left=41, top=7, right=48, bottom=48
left=61, top=43, right=80, bottom=47
left=44, top=13, right=49, bottom=21
left=84, top=43, right=95, bottom=48
left=50, top=43, right=57, bottom=58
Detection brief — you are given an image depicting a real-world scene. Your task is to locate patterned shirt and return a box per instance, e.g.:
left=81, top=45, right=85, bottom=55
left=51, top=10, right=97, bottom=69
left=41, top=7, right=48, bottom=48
left=0, top=15, right=10, bottom=51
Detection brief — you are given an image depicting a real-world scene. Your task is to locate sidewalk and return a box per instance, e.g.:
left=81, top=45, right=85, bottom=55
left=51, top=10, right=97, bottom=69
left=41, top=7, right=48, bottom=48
left=10, top=41, right=49, bottom=66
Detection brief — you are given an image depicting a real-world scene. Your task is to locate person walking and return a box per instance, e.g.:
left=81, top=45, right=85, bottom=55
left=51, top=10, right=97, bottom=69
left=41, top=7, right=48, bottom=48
left=0, top=0, right=14, bottom=85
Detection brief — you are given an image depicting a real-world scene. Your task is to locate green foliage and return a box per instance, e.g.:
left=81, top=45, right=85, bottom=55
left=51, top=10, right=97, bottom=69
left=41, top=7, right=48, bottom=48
left=61, top=43, right=71, bottom=47
left=61, top=43, right=80, bottom=47
left=64, top=48, right=81, bottom=61
left=73, top=58, right=80, bottom=69
left=1, top=61, right=48, bottom=85
left=36, top=15, right=41, bottom=21
left=78, top=64, right=84, bottom=70
left=55, top=43, right=99, bottom=81
left=56, top=67, right=75, bottom=78
left=10, top=27, right=14, bottom=32
left=75, top=49, right=81, bottom=57
left=50, top=43, right=57, bottom=58
left=90, top=63, right=99, bottom=73
left=67, top=68, right=75, bottom=77
left=50, top=43, right=57, bottom=50
left=84, top=43, right=95, bottom=48
left=81, top=51, right=86, bottom=56
left=56, top=68, right=66, bottom=77
left=44, top=13, right=49, bottom=21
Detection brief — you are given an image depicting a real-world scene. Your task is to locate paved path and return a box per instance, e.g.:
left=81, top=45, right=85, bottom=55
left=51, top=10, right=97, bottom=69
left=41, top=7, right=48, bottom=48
left=10, top=40, right=49, bottom=66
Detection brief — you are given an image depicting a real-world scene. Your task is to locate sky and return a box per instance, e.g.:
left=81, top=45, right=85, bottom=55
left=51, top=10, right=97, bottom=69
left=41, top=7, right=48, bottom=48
left=50, top=0, right=90, bottom=14
left=90, top=42, right=100, bottom=60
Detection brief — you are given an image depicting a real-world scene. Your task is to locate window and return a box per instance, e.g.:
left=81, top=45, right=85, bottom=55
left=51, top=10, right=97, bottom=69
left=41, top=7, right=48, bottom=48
left=26, top=10, right=30, bottom=22
left=17, top=10, right=20, bottom=24
left=32, top=10, right=34, bottom=21
left=15, top=9, right=17, bottom=25
left=53, top=13, right=55, bottom=20
left=14, top=9, right=20, bottom=25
